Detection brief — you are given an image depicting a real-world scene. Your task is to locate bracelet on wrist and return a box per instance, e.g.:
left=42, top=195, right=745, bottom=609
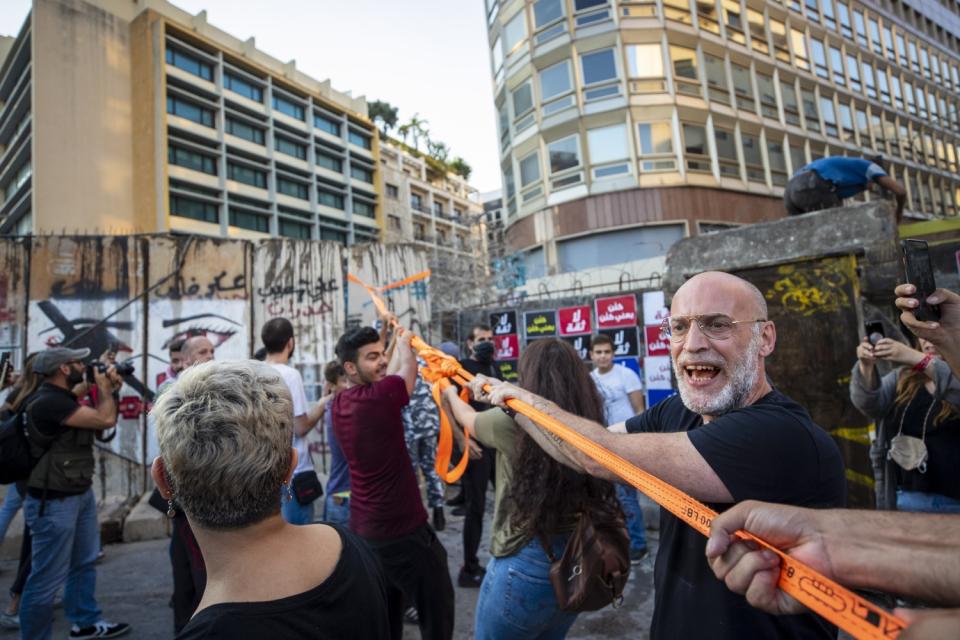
left=911, top=354, right=934, bottom=373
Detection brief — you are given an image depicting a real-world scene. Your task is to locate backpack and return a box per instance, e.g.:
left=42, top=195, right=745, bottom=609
left=0, top=410, right=33, bottom=484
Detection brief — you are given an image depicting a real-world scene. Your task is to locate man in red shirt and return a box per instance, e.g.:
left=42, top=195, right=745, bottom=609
left=332, top=326, right=454, bottom=640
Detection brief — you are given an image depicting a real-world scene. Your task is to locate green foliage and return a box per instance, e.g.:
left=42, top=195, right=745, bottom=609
left=368, top=100, right=398, bottom=137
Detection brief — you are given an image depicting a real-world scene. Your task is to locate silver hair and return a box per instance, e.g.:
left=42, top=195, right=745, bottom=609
left=153, top=360, right=293, bottom=530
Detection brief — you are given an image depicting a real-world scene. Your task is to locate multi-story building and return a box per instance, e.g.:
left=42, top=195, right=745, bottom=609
left=0, top=0, right=380, bottom=242
left=485, top=0, right=960, bottom=290
left=379, top=139, right=489, bottom=308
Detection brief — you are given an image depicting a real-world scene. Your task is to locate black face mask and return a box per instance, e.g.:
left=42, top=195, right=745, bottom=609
left=473, top=340, right=495, bottom=363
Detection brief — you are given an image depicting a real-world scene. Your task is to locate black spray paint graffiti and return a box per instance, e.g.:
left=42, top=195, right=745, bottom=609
left=257, top=276, right=340, bottom=304
left=160, top=313, right=242, bottom=351
left=155, top=271, right=247, bottom=300
left=36, top=300, right=153, bottom=402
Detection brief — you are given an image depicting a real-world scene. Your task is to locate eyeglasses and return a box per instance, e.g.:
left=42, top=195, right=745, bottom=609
left=660, top=314, right=767, bottom=342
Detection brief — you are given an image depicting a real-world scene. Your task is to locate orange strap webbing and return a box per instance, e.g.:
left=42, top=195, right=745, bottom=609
left=346, top=273, right=906, bottom=640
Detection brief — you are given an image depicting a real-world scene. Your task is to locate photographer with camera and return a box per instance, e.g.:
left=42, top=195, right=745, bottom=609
left=851, top=332, right=960, bottom=512
left=19, top=347, right=130, bottom=640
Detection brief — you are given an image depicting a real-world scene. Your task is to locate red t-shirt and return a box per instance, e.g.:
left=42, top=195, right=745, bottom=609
left=332, top=375, right=427, bottom=540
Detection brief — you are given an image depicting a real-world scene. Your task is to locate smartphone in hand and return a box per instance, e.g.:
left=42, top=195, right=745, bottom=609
left=900, top=239, right=940, bottom=322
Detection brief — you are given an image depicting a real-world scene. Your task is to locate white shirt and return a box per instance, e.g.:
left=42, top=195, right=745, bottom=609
left=591, top=364, right=643, bottom=426
left=269, top=362, right=314, bottom=475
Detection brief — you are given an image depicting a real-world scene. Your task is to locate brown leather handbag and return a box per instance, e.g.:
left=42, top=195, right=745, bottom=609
left=541, top=500, right=631, bottom=612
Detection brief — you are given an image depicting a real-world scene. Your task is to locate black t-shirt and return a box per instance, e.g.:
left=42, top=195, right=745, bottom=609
left=28, top=383, right=81, bottom=438
left=890, top=389, right=960, bottom=500
left=625, top=390, right=846, bottom=640
left=176, top=525, right=389, bottom=640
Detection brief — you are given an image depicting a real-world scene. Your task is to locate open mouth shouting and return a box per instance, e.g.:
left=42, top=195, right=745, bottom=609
left=681, top=361, right=724, bottom=387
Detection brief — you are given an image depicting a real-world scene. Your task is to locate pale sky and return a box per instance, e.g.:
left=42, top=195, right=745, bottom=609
left=0, top=0, right=503, bottom=193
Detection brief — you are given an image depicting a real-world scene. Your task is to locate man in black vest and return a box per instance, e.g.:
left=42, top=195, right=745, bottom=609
left=19, top=347, right=131, bottom=640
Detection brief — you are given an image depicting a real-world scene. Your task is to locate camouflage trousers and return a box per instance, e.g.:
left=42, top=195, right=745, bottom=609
left=405, top=432, right=445, bottom=509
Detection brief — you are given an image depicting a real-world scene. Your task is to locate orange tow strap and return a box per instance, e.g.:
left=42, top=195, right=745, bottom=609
left=347, top=273, right=906, bottom=640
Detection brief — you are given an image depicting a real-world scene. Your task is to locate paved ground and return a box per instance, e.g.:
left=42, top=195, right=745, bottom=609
left=0, top=498, right=656, bottom=640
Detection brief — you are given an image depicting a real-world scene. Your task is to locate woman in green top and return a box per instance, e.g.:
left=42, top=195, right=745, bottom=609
left=442, top=338, right=617, bottom=639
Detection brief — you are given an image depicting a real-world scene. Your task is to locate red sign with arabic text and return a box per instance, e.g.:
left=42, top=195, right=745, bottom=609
left=494, top=334, right=520, bottom=361
left=595, top=294, right=638, bottom=329
left=558, top=305, right=592, bottom=336
left=645, top=325, right=670, bottom=356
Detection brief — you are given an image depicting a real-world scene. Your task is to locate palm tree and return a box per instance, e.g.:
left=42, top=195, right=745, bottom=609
left=397, top=123, right=412, bottom=146
left=406, top=113, right=429, bottom=151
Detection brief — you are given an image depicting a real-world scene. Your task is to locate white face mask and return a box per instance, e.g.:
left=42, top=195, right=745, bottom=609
left=888, top=434, right=928, bottom=473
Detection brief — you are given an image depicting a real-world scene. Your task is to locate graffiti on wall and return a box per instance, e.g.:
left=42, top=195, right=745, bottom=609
left=348, top=243, right=431, bottom=342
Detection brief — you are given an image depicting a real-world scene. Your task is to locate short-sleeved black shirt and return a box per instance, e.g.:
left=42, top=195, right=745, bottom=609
left=176, top=525, right=390, bottom=639
left=28, top=383, right=80, bottom=438
left=625, top=390, right=846, bottom=640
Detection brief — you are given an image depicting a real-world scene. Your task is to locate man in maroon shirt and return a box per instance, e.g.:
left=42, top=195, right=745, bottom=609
left=332, top=326, right=454, bottom=640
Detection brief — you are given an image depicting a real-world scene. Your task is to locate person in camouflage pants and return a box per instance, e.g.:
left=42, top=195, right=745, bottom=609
left=402, top=367, right=446, bottom=531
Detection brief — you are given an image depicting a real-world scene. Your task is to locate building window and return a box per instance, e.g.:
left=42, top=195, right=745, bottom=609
left=170, top=195, right=218, bottom=223
left=350, top=164, right=373, bottom=183
left=533, top=0, right=566, bottom=42
left=277, top=177, right=308, bottom=200
left=314, top=114, right=341, bottom=136
left=272, top=95, right=305, bottom=120
left=730, top=62, right=754, bottom=112
left=747, top=9, right=768, bottom=54
left=168, top=145, right=217, bottom=175
left=903, top=81, right=916, bottom=115
left=861, top=61, right=877, bottom=99
left=781, top=80, right=801, bottom=126
left=627, top=44, right=664, bottom=92
left=882, top=26, right=895, bottom=61
left=896, top=33, right=908, bottom=67
left=697, top=0, right=720, bottom=34
left=386, top=184, right=399, bottom=199
left=519, top=151, right=541, bottom=187
left=868, top=17, right=883, bottom=55
left=671, top=46, right=700, bottom=96
left=512, top=81, right=534, bottom=132
left=767, top=138, right=788, bottom=185
left=588, top=123, right=631, bottom=176
left=804, top=0, right=820, bottom=22
left=540, top=59, right=574, bottom=113
left=433, top=201, right=445, bottom=216
left=580, top=48, right=620, bottom=100
left=741, top=133, right=764, bottom=182
left=318, top=188, right=345, bottom=210
left=225, top=117, right=265, bottom=144
left=822, top=0, right=837, bottom=30
left=557, top=225, right=684, bottom=272
left=789, top=142, right=806, bottom=174
left=704, top=54, right=730, bottom=104
left=316, top=151, right=342, bottom=173
left=919, top=47, right=931, bottom=80
left=829, top=47, right=845, bottom=85
left=907, top=40, right=919, bottom=74
left=547, top=135, right=581, bottom=175
left=820, top=96, right=838, bottom=137
left=810, top=38, right=828, bottom=79
left=722, top=0, right=745, bottom=44
left=411, top=193, right=424, bottom=211
left=801, top=88, right=820, bottom=132
left=279, top=219, right=311, bottom=239
left=791, top=29, right=809, bottom=70
left=756, top=72, right=778, bottom=118
left=891, top=75, right=904, bottom=110
left=770, top=19, right=790, bottom=62
left=353, top=199, right=376, bottom=218
left=876, top=68, right=890, bottom=105
left=836, top=2, right=851, bottom=39
left=227, top=162, right=267, bottom=188
left=853, top=10, right=867, bottom=47
left=502, top=9, right=527, bottom=55
left=714, top=127, right=740, bottom=177
left=165, top=46, right=213, bottom=81
left=224, top=72, right=263, bottom=102
left=349, top=130, right=372, bottom=149
left=167, top=95, right=214, bottom=127
left=229, top=208, right=270, bottom=232
left=682, top=123, right=710, bottom=173
left=839, top=102, right=854, bottom=141
left=637, top=122, right=675, bottom=171
left=846, top=54, right=861, bottom=92
left=274, top=136, right=306, bottom=160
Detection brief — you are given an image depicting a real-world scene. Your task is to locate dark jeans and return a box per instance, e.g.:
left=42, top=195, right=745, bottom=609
left=171, top=516, right=206, bottom=633
left=365, top=522, right=454, bottom=640
left=784, top=170, right=841, bottom=216
left=462, top=444, right=494, bottom=572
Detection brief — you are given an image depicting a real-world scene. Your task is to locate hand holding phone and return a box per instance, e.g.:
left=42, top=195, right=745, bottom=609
left=900, top=240, right=940, bottom=322
left=864, top=321, right=884, bottom=346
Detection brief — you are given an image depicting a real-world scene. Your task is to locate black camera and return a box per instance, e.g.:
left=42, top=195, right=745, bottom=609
left=87, top=360, right=135, bottom=380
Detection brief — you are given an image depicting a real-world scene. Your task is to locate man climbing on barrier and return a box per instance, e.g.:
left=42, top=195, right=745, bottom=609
left=783, top=154, right=907, bottom=222
left=470, top=271, right=847, bottom=639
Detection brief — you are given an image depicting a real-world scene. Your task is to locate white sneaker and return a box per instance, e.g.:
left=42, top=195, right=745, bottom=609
left=0, top=612, right=19, bottom=630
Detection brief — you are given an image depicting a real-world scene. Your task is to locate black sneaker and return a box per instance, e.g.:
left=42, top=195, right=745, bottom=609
left=451, top=505, right=466, bottom=517
left=432, top=507, right=446, bottom=532
left=457, top=565, right=485, bottom=588
left=69, top=621, right=131, bottom=639
left=629, top=548, right=649, bottom=565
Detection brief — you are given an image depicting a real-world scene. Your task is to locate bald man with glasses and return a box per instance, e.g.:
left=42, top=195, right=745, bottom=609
left=470, top=271, right=846, bottom=640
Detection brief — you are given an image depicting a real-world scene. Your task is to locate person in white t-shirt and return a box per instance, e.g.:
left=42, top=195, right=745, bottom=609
left=589, top=333, right=648, bottom=562
left=262, top=318, right=332, bottom=525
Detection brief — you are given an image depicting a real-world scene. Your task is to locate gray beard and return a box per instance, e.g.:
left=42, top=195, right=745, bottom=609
left=674, top=333, right=762, bottom=416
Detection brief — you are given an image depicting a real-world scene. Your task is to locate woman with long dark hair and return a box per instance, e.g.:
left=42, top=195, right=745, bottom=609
left=442, top=338, right=618, bottom=639
left=851, top=334, right=960, bottom=512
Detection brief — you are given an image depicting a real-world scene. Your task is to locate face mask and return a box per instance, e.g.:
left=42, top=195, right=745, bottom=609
left=473, top=340, right=494, bottom=363
left=888, top=435, right=928, bottom=473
